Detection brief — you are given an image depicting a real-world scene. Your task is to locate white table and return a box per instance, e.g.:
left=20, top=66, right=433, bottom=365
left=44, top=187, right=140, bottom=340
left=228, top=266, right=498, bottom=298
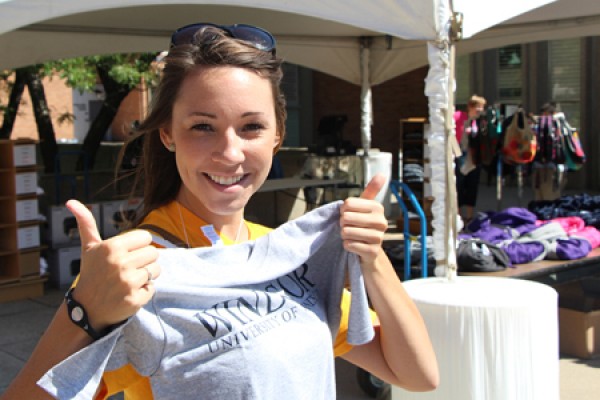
left=393, top=277, right=559, bottom=400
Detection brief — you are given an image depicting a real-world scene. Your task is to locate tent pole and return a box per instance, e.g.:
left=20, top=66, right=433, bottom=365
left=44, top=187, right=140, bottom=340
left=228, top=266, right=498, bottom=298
left=444, top=43, right=459, bottom=280
left=359, top=37, right=373, bottom=156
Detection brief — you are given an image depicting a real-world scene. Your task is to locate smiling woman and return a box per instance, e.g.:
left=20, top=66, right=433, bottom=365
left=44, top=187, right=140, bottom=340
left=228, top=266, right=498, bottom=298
left=1, top=23, right=438, bottom=400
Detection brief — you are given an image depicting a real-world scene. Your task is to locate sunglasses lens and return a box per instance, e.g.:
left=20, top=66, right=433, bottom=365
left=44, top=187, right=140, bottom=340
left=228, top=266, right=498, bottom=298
left=230, top=25, right=275, bottom=52
left=170, top=23, right=275, bottom=52
left=171, top=24, right=213, bottom=47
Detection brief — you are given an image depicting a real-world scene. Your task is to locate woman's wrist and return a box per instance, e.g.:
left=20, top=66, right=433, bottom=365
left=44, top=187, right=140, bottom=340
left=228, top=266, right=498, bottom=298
left=64, top=288, right=116, bottom=340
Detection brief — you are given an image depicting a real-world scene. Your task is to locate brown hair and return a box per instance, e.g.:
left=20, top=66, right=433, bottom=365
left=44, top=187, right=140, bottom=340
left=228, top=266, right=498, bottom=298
left=467, top=95, right=486, bottom=108
left=117, top=27, right=287, bottom=226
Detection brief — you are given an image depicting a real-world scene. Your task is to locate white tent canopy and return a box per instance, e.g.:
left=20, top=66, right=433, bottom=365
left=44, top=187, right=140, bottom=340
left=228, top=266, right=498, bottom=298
left=0, top=0, right=561, bottom=271
left=0, top=0, right=577, bottom=84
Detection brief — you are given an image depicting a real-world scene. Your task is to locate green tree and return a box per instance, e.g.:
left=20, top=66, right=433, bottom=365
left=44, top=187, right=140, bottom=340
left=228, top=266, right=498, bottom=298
left=47, top=53, right=158, bottom=170
left=0, top=53, right=158, bottom=172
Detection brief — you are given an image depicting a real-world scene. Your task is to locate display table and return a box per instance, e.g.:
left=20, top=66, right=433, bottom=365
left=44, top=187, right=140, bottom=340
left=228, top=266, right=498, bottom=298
left=459, top=247, right=600, bottom=286
left=392, top=277, right=559, bottom=400
left=247, top=178, right=349, bottom=227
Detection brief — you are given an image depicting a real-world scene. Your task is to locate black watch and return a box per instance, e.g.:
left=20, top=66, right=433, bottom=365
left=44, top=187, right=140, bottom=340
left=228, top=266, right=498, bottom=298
left=64, top=287, right=109, bottom=340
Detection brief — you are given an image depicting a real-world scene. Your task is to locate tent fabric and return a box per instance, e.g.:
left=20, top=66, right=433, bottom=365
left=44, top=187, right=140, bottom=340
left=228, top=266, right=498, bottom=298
left=0, top=0, right=561, bottom=272
left=0, top=0, right=565, bottom=85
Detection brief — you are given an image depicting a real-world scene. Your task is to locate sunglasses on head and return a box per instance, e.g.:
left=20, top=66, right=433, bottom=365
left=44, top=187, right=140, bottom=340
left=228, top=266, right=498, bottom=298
left=170, top=23, right=276, bottom=54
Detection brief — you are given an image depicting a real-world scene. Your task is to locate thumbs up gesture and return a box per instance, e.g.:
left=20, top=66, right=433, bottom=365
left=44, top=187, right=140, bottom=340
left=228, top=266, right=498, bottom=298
left=65, top=199, right=161, bottom=331
left=339, top=174, right=388, bottom=266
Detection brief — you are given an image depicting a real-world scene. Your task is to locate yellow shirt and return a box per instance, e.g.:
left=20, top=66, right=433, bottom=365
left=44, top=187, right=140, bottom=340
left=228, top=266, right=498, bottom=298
left=97, top=200, right=368, bottom=399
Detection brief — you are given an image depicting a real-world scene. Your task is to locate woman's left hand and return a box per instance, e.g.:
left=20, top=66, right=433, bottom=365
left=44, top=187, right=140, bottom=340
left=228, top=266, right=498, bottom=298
left=339, top=174, right=440, bottom=392
left=339, top=174, right=388, bottom=266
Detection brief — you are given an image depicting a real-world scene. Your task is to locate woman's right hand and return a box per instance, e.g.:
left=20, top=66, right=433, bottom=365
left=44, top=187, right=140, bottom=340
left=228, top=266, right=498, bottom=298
left=66, top=199, right=161, bottom=331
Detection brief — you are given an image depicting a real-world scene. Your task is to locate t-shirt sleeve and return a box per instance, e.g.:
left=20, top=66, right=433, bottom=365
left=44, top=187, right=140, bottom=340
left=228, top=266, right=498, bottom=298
left=37, top=327, right=127, bottom=399
left=38, top=312, right=161, bottom=399
left=333, top=289, right=377, bottom=357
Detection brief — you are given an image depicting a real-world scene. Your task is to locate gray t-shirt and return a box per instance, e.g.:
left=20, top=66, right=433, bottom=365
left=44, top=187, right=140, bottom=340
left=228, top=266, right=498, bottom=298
left=39, top=201, right=375, bottom=399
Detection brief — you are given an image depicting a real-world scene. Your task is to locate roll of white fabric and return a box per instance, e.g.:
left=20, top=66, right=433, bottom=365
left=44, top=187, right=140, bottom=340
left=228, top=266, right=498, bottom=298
left=392, top=277, right=558, bottom=400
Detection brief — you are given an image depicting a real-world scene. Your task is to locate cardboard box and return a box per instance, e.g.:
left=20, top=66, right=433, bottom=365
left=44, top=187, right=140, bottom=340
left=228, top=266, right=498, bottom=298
left=19, top=249, right=41, bottom=277
left=0, top=197, right=38, bottom=224
left=0, top=139, right=36, bottom=169
left=13, top=143, right=36, bottom=167
left=17, top=225, right=40, bottom=249
left=49, top=246, right=81, bottom=287
left=101, top=198, right=142, bottom=238
left=16, top=198, right=39, bottom=222
left=559, top=307, right=600, bottom=359
left=49, top=203, right=101, bottom=246
left=0, top=277, right=46, bottom=303
left=15, top=171, right=38, bottom=195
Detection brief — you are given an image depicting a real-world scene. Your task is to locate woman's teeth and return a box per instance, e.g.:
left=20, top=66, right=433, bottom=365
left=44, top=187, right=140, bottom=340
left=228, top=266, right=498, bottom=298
left=208, top=174, right=244, bottom=185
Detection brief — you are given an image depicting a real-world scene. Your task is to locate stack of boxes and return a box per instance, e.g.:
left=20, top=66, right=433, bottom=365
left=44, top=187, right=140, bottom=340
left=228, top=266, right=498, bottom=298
left=47, top=203, right=100, bottom=288
left=100, top=197, right=143, bottom=239
left=47, top=197, right=142, bottom=288
left=0, top=139, right=45, bottom=302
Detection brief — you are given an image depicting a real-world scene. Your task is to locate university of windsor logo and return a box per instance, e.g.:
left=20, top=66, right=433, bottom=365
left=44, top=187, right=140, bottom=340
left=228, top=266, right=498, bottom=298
left=194, top=263, right=321, bottom=353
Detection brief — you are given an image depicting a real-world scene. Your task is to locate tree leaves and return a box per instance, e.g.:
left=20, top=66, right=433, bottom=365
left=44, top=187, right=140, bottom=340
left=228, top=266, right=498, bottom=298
left=46, top=53, right=160, bottom=94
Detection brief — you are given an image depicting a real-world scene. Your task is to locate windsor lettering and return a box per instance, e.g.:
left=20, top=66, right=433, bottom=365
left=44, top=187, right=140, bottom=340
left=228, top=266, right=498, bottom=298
left=195, top=264, right=318, bottom=339
left=196, top=290, right=286, bottom=337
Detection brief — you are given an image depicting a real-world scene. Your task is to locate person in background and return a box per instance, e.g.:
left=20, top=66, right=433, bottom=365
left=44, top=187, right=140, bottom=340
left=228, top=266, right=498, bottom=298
left=454, top=94, right=487, bottom=224
left=2, top=23, right=438, bottom=399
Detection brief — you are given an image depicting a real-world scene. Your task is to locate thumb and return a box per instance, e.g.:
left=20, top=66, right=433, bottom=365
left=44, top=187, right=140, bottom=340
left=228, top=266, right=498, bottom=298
left=65, top=199, right=102, bottom=250
left=360, top=173, right=387, bottom=201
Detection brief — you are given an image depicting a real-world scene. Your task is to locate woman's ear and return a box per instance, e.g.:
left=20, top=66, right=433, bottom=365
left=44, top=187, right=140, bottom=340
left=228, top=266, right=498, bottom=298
left=273, top=132, right=282, bottom=153
left=159, top=127, right=174, bottom=151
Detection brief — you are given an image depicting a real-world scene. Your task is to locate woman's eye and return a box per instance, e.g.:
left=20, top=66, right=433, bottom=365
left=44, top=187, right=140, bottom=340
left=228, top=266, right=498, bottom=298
left=243, top=123, right=265, bottom=133
left=191, top=123, right=213, bottom=132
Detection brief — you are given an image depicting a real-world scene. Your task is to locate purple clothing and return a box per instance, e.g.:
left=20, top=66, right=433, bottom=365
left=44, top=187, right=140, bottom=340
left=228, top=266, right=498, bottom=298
left=489, top=207, right=538, bottom=227
left=502, top=241, right=546, bottom=265
left=551, top=238, right=592, bottom=260
left=461, top=207, right=593, bottom=265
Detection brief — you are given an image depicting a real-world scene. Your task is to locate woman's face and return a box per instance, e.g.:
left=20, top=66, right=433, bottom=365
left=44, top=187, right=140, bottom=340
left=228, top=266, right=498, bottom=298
left=160, top=66, right=280, bottom=221
left=468, top=102, right=485, bottom=119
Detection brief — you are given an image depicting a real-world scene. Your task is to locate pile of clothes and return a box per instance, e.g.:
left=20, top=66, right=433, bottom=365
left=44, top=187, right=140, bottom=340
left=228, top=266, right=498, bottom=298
left=458, top=203, right=600, bottom=273
left=528, top=193, right=600, bottom=227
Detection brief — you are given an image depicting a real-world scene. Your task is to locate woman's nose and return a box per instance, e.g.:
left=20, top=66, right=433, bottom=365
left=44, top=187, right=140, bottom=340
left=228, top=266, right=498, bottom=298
left=212, top=129, right=245, bottom=164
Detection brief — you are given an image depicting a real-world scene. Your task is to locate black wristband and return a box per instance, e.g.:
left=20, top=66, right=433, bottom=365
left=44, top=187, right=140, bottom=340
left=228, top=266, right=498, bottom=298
left=64, top=287, right=110, bottom=340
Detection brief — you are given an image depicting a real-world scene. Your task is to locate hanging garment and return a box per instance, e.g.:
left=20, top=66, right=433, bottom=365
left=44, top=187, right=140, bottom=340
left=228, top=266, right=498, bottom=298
left=555, top=115, right=586, bottom=171
left=502, top=108, right=537, bottom=165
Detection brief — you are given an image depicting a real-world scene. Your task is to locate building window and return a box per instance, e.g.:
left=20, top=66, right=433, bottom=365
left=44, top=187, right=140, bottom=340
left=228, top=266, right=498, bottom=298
left=497, top=45, right=522, bottom=103
left=549, top=38, right=581, bottom=128
left=455, top=54, right=471, bottom=106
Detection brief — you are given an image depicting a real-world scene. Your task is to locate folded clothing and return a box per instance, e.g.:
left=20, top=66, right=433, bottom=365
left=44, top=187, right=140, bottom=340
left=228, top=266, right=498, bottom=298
left=457, top=238, right=512, bottom=272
